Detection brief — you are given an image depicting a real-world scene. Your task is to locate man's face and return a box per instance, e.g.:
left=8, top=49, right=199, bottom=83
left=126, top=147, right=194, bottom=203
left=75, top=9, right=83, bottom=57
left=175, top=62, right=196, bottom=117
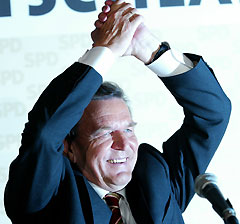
left=71, top=98, right=138, bottom=191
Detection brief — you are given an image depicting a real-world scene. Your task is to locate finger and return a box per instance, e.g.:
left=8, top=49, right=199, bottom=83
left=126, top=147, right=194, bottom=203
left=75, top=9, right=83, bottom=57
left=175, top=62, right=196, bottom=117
left=102, top=5, right=110, bottom=13
left=112, top=0, right=125, bottom=4
left=127, top=13, right=144, bottom=32
left=113, top=3, right=136, bottom=21
left=94, top=20, right=103, bottom=29
left=109, top=2, right=132, bottom=16
left=105, top=0, right=114, bottom=6
left=129, top=13, right=143, bottom=23
left=98, top=12, right=107, bottom=22
left=122, top=7, right=137, bottom=17
left=107, top=0, right=128, bottom=15
left=132, top=13, right=144, bottom=25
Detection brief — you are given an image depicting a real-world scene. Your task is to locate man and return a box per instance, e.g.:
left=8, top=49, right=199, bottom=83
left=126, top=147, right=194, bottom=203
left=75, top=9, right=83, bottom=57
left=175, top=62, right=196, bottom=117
left=4, top=1, right=231, bottom=223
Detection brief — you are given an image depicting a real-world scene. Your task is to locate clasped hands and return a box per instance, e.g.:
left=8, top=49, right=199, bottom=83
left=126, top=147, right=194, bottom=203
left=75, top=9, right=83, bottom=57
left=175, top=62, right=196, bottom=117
left=91, top=0, right=160, bottom=64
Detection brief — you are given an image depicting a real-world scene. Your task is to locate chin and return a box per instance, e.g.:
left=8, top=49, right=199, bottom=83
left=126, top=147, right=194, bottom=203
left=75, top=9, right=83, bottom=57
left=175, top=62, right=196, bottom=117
left=102, top=171, right=133, bottom=191
left=113, top=172, right=132, bottom=188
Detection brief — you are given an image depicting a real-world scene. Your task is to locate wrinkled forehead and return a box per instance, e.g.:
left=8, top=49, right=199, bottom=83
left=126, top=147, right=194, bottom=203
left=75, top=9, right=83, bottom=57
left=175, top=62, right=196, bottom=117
left=79, top=98, right=133, bottom=130
left=87, top=98, right=130, bottom=116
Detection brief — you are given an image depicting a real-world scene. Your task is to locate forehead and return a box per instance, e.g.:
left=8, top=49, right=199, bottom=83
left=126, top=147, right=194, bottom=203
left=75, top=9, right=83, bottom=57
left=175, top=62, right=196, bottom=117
left=81, top=98, right=132, bottom=128
left=87, top=98, right=130, bottom=119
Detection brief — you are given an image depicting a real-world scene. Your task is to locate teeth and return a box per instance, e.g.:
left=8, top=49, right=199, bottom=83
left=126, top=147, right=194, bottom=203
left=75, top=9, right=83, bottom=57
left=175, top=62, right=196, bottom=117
left=108, top=158, right=127, bottom=164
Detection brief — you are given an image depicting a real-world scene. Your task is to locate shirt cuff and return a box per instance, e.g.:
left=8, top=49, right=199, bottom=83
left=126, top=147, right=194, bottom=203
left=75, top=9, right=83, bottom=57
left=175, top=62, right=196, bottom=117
left=147, top=48, right=194, bottom=77
left=78, top=47, right=116, bottom=77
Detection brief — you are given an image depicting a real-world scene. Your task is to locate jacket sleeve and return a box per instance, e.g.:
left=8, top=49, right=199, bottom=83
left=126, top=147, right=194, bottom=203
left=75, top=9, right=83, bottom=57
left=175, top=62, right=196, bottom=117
left=160, top=54, right=231, bottom=212
left=4, top=62, right=102, bottom=217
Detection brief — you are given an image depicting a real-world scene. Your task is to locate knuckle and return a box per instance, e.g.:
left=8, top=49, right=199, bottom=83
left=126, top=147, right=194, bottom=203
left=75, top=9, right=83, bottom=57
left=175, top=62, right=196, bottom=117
left=124, top=3, right=133, bottom=9
left=132, top=8, right=138, bottom=14
left=135, top=14, right=142, bottom=19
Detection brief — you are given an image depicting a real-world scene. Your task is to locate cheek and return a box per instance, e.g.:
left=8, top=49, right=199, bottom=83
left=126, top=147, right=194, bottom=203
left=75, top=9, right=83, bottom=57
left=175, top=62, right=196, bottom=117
left=86, top=138, right=113, bottom=164
left=129, top=135, right=139, bottom=151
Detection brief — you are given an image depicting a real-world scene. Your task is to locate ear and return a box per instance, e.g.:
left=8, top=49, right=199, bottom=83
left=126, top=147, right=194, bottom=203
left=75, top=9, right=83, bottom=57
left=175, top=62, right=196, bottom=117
left=63, top=138, right=77, bottom=163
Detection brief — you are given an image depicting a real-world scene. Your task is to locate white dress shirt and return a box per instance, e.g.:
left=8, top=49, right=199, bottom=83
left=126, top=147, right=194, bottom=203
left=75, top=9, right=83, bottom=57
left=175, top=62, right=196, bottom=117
left=78, top=46, right=194, bottom=78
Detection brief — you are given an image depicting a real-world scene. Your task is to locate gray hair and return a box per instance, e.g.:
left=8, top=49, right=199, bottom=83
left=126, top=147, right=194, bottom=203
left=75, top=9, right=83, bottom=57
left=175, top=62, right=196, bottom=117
left=92, top=81, right=128, bottom=102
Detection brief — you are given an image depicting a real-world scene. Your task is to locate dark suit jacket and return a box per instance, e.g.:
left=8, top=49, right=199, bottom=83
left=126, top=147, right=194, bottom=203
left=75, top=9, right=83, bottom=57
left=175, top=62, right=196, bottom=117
left=4, top=54, right=231, bottom=224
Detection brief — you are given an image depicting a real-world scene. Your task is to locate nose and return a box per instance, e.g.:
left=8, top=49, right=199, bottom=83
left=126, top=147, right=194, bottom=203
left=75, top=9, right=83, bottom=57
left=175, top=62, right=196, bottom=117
left=111, top=131, right=129, bottom=150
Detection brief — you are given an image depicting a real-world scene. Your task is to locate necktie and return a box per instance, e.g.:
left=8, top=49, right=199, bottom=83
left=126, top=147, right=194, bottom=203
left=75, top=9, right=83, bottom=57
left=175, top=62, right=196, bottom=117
left=104, top=192, right=124, bottom=224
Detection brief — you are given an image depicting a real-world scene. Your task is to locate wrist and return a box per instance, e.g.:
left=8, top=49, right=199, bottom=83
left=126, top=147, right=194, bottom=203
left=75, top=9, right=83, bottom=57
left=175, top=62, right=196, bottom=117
left=144, top=45, right=161, bottom=65
left=131, top=24, right=161, bottom=64
left=133, top=38, right=160, bottom=64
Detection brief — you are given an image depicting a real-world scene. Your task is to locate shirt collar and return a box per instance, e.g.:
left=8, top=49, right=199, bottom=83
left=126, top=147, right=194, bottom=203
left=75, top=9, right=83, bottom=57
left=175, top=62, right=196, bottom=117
left=88, top=181, right=126, bottom=199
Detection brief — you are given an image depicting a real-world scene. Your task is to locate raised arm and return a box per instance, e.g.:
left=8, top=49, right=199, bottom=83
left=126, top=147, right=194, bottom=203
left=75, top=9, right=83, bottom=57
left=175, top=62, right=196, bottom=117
left=4, top=2, right=143, bottom=219
left=4, top=63, right=103, bottom=218
left=160, top=56, right=231, bottom=211
left=96, top=0, right=231, bottom=213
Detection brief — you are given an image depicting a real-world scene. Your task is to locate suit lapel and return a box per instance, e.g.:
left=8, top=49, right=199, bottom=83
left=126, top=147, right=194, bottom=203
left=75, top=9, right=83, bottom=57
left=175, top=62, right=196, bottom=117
left=84, top=178, right=112, bottom=224
left=126, top=179, right=154, bottom=224
left=74, top=168, right=112, bottom=224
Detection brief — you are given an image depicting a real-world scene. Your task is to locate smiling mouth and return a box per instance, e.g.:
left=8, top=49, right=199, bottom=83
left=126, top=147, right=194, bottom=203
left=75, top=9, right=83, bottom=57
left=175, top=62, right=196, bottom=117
left=107, top=158, right=128, bottom=164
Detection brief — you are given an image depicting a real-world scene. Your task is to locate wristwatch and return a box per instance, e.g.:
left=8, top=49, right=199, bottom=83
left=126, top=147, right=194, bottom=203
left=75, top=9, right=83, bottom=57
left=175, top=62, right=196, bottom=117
left=151, top=41, right=171, bottom=63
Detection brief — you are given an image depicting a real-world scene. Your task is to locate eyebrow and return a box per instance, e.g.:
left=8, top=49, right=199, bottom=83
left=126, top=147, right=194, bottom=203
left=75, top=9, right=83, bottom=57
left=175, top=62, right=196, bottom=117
left=91, top=121, right=137, bottom=138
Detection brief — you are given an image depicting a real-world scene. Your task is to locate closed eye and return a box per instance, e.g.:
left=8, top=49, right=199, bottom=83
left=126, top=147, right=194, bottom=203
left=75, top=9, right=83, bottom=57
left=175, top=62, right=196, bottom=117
left=90, top=128, right=113, bottom=140
left=124, top=128, right=133, bottom=133
left=102, top=130, right=113, bottom=137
